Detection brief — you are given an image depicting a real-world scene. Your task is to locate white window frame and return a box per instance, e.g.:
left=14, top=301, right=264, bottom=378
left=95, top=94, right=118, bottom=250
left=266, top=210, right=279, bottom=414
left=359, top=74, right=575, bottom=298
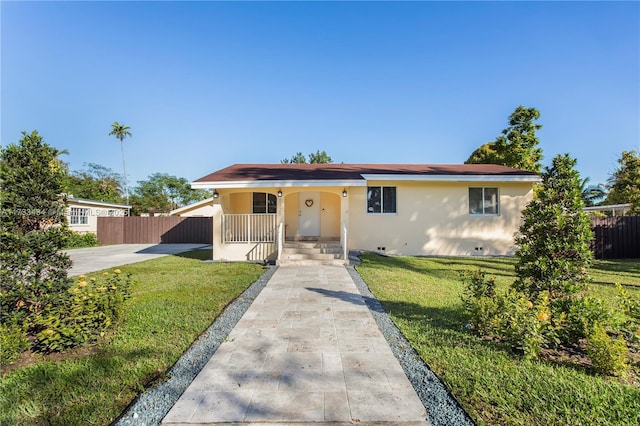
left=469, top=187, right=499, bottom=216
left=70, top=207, right=90, bottom=225
left=366, top=186, right=397, bottom=215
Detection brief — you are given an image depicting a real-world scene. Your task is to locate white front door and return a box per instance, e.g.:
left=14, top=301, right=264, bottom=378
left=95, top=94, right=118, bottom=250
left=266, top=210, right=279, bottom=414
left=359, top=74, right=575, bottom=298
left=298, top=191, right=320, bottom=237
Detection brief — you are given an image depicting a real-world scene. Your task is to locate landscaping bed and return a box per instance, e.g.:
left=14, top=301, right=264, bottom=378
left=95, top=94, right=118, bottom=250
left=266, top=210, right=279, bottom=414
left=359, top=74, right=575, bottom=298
left=0, top=250, right=266, bottom=426
left=356, top=254, right=640, bottom=426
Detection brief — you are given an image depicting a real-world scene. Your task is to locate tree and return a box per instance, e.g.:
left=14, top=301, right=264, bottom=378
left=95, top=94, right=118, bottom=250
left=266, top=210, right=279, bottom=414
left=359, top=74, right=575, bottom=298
left=606, top=150, right=640, bottom=214
left=513, top=154, right=593, bottom=301
left=0, top=131, right=72, bottom=324
left=65, top=163, right=124, bottom=203
left=130, top=173, right=210, bottom=215
left=109, top=122, right=132, bottom=202
left=281, top=150, right=333, bottom=164
left=466, top=106, right=543, bottom=173
left=465, top=142, right=500, bottom=165
left=579, top=177, right=607, bottom=207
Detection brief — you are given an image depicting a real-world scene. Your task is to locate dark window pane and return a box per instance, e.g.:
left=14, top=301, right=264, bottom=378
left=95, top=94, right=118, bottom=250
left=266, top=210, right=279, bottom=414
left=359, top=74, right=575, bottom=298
left=252, top=192, right=266, bottom=214
left=383, top=187, right=396, bottom=213
left=484, top=188, right=498, bottom=214
left=367, top=187, right=381, bottom=213
left=469, top=188, right=483, bottom=215
left=267, top=194, right=277, bottom=213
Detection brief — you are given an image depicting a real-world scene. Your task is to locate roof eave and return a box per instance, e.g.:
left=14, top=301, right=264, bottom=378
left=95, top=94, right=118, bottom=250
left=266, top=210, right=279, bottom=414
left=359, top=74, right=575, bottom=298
left=361, top=174, right=542, bottom=182
left=191, top=179, right=368, bottom=189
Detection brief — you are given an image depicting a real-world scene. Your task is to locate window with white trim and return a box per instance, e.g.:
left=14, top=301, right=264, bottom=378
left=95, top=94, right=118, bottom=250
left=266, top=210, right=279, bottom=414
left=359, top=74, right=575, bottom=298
left=469, top=187, right=499, bottom=215
left=367, top=186, right=397, bottom=214
left=70, top=207, right=89, bottom=224
left=252, top=192, right=277, bottom=214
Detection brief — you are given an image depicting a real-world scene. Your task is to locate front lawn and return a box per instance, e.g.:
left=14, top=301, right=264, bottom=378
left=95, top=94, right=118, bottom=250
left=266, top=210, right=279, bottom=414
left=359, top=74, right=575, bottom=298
left=356, top=254, right=640, bottom=426
left=0, top=250, right=266, bottom=425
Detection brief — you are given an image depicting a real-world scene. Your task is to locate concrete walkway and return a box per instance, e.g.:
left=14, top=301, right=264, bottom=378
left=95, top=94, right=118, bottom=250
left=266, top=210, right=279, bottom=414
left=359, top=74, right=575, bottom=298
left=64, top=244, right=210, bottom=276
left=163, top=265, right=428, bottom=425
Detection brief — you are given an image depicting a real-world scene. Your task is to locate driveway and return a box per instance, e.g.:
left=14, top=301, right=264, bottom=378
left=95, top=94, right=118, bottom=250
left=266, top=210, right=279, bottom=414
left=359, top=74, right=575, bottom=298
left=64, top=244, right=211, bottom=276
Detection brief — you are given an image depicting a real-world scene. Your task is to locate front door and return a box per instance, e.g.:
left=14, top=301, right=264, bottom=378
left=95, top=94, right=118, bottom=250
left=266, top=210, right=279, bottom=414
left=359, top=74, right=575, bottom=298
left=298, top=191, right=320, bottom=237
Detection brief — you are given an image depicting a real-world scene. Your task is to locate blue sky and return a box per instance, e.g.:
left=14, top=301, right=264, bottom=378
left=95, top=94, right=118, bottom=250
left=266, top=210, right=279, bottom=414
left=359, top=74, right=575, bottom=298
left=2, top=1, right=638, bottom=188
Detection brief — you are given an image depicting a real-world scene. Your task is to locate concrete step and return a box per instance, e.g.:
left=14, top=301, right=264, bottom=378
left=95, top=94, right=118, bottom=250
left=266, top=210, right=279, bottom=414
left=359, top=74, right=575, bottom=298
left=282, top=247, right=343, bottom=255
left=283, top=242, right=342, bottom=250
left=280, top=252, right=343, bottom=261
left=277, top=258, right=347, bottom=266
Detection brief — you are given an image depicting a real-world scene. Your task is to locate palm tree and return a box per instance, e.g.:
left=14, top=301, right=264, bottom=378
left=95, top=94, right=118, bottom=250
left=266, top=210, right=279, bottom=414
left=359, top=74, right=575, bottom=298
left=580, top=177, right=607, bottom=207
left=109, top=122, right=131, bottom=203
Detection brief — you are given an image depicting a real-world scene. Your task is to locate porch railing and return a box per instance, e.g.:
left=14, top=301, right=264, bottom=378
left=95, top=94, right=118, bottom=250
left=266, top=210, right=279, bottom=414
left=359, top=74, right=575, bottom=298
left=222, top=214, right=277, bottom=243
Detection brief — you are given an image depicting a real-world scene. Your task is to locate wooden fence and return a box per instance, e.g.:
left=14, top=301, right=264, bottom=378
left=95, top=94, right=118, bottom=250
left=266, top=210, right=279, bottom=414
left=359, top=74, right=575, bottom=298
left=97, top=217, right=212, bottom=245
left=590, top=216, right=640, bottom=259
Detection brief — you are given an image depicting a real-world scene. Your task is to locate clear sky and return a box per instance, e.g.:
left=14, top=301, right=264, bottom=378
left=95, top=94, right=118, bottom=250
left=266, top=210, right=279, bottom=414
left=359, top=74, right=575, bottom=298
left=2, top=1, right=638, bottom=188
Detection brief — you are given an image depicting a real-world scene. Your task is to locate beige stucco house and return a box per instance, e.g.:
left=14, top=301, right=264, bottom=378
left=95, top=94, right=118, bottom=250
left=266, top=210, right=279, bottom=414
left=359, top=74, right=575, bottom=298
left=191, top=164, right=540, bottom=263
left=67, top=197, right=131, bottom=234
left=170, top=197, right=216, bottom=217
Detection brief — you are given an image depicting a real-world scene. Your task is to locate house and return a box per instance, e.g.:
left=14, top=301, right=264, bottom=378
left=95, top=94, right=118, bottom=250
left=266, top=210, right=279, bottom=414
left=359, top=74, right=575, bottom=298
left=583, top=203, right=631, bottom=217
left=191, top=163, right=541, bottom=263
left=67, top=197, right=131, bottom=234
left=170, top=197, right=216, bottom=217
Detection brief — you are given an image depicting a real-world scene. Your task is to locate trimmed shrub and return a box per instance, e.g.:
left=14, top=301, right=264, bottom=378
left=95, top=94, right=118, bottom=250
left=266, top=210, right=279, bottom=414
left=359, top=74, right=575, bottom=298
left=586, top=322, right=630, bottom=377
left=64, top=231, right=98, bottom=249
left=0, top=322, right=29, bottom=365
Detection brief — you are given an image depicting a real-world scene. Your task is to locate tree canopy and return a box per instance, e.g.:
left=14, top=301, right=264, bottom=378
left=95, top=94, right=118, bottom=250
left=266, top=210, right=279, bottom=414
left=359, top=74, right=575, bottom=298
left=606, top=150, right=640, bottom=214
left=65, top=163, right=124, bottom=204
left=109, top=122, right=132, bottom=201
left=466, top=106, right=543, bottom=173
left=130, top=173, right=210, bottom=215
left=281, top=150, right=333, bottom=164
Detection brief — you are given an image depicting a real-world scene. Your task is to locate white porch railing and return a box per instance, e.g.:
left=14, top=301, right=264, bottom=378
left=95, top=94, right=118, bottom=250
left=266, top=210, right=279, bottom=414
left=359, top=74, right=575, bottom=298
left=222, top=214, right=277, bottom=243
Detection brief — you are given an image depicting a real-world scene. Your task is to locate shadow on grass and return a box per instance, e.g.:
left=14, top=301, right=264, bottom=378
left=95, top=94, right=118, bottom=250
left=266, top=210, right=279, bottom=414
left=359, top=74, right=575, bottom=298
left=172, top=248, right=212, bottom=261
left=1, top=346, right=163, bottom=425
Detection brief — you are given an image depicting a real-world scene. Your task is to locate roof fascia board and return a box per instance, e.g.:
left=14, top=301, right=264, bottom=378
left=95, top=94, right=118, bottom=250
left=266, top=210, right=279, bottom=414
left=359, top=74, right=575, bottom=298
left=191, top=180, right=367, bottom=189
left=361, top=174, right=542, bottom=182
left=68, top=198, right=132, bottom=209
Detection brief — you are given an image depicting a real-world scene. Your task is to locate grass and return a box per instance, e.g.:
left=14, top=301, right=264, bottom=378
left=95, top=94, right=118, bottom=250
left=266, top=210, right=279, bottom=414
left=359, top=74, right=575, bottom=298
left=0, top=250, right=266, bottom=426
left=356, top=254, right=640, bottom=426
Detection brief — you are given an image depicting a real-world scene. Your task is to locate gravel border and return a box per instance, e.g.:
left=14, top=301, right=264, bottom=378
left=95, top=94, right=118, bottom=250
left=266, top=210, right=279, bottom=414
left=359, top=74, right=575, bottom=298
left=113, top=265, right=278, bottom=426
left=114, top=259, right=472, bottom=426
left=346, top=262, right=475, bottom=426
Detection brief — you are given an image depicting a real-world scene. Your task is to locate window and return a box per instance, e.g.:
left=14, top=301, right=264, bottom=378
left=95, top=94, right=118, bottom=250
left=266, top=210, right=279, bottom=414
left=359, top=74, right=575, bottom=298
left=367, top=186, right=397, bottom=214
left=252, top=192, right=277, bottom=214
left=70, top=207, right=89, bottom=225
left=469, top=187, right=499, bottom=215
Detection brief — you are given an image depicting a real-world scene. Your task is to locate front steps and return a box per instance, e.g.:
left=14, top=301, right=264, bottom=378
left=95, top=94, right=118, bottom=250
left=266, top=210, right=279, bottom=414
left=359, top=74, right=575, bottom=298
left=277, top=241, right=346, bottom=266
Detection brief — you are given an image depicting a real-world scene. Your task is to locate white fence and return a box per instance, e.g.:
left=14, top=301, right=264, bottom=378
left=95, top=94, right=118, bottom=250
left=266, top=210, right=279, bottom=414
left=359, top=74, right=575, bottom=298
left=222, top=214, right=277, bottom=243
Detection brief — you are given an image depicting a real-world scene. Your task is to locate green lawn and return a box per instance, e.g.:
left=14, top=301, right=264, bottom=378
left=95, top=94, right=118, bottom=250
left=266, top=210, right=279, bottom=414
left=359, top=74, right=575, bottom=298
left=0, top=250, right=266, bottom=426
left=356, top=254, right=640, bottom=426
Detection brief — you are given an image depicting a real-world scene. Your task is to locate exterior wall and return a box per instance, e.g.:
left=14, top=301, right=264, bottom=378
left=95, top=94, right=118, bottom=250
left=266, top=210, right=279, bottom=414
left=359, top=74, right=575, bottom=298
left=320, top=192, right=340, bottom=239
left=67, top=202, right=128, bottom=234
left=347, top=181, right=533, bottom=256
left=175, top=203, right=215, bottom=217
left=284, top=192, right=299, bottom=239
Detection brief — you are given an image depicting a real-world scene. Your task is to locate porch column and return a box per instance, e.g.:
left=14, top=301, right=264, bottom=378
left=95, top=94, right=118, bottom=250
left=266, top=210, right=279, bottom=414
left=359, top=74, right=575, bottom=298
left=211, top=197, right=223, bottom=261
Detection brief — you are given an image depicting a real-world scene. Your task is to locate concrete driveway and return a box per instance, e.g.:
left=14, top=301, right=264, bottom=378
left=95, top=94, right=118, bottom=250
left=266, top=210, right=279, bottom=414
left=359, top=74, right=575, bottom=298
left=64, top=244, right=211, bottom=276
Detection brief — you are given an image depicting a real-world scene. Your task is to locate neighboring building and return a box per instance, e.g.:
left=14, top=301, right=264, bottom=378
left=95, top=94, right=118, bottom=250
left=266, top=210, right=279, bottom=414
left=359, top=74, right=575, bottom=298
left=170, top=197, right=215, bottom=217
left=583, top=203, right=632, bottom=217
left=191, top=163, right=540, bottom=263
left=67, top=197, right=131, bottom=234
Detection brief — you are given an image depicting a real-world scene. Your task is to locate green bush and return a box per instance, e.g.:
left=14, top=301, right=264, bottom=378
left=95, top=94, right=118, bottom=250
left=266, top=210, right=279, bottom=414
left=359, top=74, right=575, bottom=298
left=33, top=269, right=131, bottom=352
left=64, top=231, right=98, bottom=249
left=586, top=322, right=630, bottom=377
left=0, top=322, right=29, bottom=365
left=616, top=283, right=640, bottom=347
left=461, top=270, right=501, bottom=335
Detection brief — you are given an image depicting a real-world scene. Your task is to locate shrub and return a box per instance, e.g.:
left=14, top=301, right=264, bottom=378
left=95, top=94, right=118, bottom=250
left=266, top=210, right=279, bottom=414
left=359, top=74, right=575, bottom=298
left=0, top=322, right=29, bottom=365
left=33, top=270, right=132, bottom=352
left=461, top=270, right=501, bottom=335
left=64, top=231, right=98, bottom=249
left=615, top=283, right=640, bottom=347
left=586, top=322, right=630, bottom=377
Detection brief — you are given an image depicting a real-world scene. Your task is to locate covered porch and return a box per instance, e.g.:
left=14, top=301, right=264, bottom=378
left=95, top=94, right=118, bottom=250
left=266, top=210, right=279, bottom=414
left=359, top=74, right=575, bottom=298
left=208, top=187, right=350, bottom=263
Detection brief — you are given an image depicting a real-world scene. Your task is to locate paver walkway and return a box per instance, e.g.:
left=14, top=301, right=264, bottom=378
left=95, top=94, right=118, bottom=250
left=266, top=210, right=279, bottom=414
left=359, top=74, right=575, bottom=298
left=163, top=265, right=428, bottom=425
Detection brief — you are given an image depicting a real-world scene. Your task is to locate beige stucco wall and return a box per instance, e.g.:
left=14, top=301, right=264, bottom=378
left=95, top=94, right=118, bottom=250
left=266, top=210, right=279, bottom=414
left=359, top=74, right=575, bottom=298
left=176, top=203, right=215, bottom=217
left=67, top=202, right=128, bottom=234
left=347, top=181, right=533, bottom=256
left=209, top=182, right=533, bottom=260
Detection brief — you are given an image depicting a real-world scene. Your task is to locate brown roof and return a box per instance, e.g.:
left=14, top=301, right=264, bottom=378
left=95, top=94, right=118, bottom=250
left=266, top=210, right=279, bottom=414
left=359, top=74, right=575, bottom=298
left=194, top=163, right=539, bottom=183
